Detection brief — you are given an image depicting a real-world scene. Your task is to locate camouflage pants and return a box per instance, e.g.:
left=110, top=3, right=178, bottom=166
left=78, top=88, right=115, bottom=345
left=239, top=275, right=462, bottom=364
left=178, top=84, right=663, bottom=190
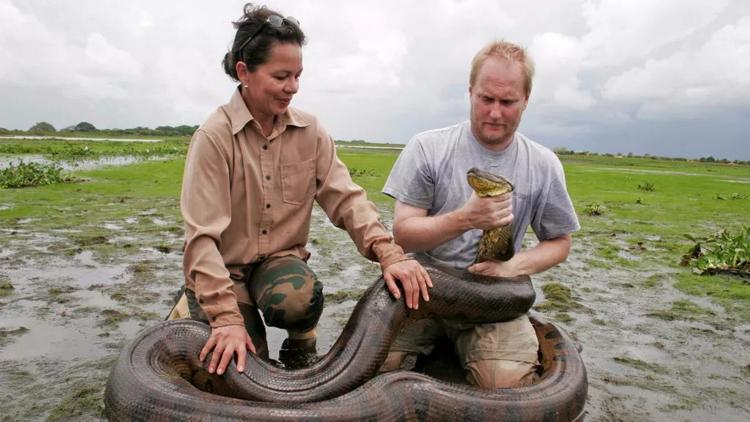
left=186, top=255, right=324, bottom=360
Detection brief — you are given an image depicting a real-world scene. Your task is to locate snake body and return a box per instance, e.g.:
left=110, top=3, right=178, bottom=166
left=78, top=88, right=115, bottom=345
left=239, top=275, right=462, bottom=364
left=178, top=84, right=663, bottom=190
left=105, top=260, right=587, bottom=421
left=105, top=170, right=586, bottom=421
left=467, top=167, right=515, bottom=262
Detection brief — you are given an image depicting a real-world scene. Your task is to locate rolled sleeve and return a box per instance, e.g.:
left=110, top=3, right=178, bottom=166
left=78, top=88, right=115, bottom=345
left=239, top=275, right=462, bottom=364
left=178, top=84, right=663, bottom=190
left=181, top=129, right=243, bottom=327
left=314, top=129, right=406, bottom=267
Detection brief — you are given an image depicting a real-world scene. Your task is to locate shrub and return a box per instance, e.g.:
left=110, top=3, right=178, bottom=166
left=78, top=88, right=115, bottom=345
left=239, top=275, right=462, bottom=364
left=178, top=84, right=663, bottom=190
left=0, top=161, right=73, bottom=188
left=29, top=121, right=56, bottom=132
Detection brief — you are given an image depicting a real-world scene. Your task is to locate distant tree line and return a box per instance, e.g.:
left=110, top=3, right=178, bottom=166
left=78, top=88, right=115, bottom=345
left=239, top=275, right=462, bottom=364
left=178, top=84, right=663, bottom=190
left=553, top=147, right=750, bottom=166
left=0, top=121, right=198, bottom=137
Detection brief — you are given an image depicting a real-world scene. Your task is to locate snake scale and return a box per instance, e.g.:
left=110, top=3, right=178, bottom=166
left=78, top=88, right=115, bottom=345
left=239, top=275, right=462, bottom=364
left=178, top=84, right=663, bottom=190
left=105, top=169, right=587, bottom=421
left=105, top=260, right=587, bottom=421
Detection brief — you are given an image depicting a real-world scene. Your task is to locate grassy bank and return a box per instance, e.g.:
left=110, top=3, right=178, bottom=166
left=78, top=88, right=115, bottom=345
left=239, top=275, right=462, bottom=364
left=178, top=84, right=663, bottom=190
left=2, top=147, right=749, bottom=309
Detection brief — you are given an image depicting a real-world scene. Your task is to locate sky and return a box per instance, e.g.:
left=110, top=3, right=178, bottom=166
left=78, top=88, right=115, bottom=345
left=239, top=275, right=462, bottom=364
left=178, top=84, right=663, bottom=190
left=1, top=0, right=749, bottom=159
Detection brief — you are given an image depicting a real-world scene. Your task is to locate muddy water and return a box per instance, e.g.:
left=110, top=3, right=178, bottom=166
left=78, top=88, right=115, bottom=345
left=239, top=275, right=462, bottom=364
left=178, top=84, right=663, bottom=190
left=1, top=206, right=749, bottom=421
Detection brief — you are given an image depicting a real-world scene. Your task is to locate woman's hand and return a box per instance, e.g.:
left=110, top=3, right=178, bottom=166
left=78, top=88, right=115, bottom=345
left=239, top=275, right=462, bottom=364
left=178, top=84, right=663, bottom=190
left=383, top=260, right=433, bottom=310
left=200, top=325, right=256, bottom=375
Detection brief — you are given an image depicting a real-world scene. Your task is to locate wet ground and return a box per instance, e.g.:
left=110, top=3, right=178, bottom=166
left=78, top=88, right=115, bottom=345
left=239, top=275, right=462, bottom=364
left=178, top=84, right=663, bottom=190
left=1, top=206, right=749, bottom=421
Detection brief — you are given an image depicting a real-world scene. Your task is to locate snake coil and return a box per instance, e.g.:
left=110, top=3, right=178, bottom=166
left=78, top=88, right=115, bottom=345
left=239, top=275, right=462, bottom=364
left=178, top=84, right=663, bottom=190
left=105, top=260, right=587, bottom=421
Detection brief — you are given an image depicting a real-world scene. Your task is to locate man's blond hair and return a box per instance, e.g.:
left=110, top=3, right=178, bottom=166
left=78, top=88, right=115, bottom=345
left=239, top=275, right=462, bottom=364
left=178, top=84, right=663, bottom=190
left=470, top=40, right=535, bottom=97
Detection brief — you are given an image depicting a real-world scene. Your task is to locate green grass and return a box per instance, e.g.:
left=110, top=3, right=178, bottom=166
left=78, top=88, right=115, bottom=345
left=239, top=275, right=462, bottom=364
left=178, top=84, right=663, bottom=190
left=0, top=136, right=188, bottom=161
left=1, top=143, right=749, bottom=318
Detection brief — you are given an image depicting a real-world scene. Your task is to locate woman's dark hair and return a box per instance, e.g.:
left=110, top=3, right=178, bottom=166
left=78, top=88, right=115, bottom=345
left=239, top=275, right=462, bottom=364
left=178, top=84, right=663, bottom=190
left=222, top=3, right=306, bottom=81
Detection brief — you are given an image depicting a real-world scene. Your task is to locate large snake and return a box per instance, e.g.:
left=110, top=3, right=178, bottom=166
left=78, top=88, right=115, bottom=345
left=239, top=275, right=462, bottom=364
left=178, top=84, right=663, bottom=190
left=105, top=259, right=587, bottom=421
left=105, top=170, right=587, bottom=420
left=467, top=167, right=515, bottom=262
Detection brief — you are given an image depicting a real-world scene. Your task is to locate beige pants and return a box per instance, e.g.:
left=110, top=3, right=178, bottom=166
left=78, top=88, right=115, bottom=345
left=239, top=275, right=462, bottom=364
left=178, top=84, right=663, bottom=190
left=380, top=314, right=539, bottom=389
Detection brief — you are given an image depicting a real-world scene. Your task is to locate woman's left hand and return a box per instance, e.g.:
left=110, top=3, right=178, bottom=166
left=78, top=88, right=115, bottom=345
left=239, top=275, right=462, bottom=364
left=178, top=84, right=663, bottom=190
left=383, top=260, right=433, bottom=310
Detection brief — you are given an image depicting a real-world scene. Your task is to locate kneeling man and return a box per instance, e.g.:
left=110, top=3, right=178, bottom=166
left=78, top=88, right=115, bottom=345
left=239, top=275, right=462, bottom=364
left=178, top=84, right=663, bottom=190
left=380, top=40, right=579, bottom=388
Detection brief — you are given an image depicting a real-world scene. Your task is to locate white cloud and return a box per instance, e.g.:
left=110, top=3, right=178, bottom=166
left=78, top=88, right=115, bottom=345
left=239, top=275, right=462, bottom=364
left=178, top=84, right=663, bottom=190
left=529, top=32, right=594, bottom=109
left=603, top=16, right=750, bottom=119
left=580, top=0, right=729, bottom=67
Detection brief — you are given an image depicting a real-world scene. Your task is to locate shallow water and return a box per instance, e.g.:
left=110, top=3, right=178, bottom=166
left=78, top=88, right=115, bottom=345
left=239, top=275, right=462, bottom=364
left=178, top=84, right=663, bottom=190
left=0, top=206, right=748, bottom=421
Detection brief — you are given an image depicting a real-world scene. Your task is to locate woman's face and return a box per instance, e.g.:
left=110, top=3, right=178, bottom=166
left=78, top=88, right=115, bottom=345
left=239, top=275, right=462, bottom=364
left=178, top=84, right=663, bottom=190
left=240, top=42, right=303, bottom=120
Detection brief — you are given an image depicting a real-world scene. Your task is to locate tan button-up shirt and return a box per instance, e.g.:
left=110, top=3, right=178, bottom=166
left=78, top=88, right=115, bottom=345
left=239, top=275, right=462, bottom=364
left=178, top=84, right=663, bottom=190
left=181, top=88, right=408, bottom=327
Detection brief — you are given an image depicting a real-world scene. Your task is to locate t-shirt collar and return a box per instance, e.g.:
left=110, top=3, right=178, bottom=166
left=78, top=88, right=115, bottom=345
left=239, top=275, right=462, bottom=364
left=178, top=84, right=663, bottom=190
left=465, top=121, right=517, bottom=158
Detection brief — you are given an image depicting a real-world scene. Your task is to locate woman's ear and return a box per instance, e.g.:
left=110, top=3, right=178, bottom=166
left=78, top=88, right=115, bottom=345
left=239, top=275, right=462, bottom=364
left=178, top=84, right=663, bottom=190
left=236, top=61, right=249, bottom=86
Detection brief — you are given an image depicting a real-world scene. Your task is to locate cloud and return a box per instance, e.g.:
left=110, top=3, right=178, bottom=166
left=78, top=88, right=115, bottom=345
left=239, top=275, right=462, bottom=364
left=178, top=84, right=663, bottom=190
left=529, top=32, right=594, bottom=109
left=0, top=0, right=749, bottom=158
left=580, top=0, right=730, bottom=67
left=602, top=16, right=750, bottom=119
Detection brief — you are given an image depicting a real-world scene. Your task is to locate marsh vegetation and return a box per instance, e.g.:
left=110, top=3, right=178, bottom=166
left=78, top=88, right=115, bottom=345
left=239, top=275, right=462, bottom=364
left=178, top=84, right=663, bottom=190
left=0, top=138, right=749, bottom=421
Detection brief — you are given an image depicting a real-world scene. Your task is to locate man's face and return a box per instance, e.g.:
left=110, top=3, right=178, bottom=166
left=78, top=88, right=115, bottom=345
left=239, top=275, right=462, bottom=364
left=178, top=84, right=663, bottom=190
left=469, top=57, right=529, bottom=150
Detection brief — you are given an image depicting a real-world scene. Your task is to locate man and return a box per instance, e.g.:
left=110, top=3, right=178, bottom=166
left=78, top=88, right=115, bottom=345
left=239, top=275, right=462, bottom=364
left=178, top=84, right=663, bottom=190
left=380, top=40, right=579, bottom=388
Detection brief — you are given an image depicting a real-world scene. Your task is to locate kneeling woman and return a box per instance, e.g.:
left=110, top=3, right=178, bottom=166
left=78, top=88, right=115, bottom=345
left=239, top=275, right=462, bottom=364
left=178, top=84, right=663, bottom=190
left=181, top=3, right=431, bottom=375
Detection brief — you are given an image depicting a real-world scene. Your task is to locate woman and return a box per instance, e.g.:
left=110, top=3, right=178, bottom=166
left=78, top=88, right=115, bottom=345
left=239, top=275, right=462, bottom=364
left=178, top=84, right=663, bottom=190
left=181, top=3, right=431, bottom=376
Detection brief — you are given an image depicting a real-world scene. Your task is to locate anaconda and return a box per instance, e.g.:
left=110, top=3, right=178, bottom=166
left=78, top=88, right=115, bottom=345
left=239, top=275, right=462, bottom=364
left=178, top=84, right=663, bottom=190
left=105, top=259, right=587, bottom=421
left=466, top=167, right=515, bottom=262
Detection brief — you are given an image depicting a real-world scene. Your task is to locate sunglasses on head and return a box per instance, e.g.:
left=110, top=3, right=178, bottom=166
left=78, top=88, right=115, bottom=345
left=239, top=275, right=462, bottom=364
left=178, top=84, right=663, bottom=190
left=237, top=14, right=300, bottom=55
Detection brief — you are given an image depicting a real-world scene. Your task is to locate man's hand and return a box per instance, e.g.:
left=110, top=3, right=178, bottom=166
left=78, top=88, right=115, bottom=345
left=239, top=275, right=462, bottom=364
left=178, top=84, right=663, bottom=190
left=383, top=259, right=433, bottom=310
left=468, top=258, right=522, bottom=278
left=200, top=324, right=256, bottom=375
left=460, top=192, right=513, bottom=231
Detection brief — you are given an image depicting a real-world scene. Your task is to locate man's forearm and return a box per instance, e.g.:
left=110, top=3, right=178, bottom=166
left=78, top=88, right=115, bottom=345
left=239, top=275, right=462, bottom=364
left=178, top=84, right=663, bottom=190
left=508, top=235, right=572, bottom=275
left=393, top=210, right=472, bottom=253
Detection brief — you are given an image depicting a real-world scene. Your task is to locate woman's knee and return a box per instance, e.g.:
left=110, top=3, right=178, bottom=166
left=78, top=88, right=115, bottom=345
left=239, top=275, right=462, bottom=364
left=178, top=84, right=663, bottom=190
left=252, top=256, right=324, bottom=331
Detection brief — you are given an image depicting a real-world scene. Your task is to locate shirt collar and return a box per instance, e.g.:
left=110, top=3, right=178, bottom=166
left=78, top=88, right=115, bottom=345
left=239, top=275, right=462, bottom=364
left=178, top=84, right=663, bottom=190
left=227, top=86, right=311, bottom=135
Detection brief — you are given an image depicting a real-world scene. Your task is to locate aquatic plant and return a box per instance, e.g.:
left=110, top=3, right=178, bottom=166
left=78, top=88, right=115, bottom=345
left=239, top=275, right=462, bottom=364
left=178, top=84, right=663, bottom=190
left=0, top=160, right=73, bottom=188
left=682, top=226, right=750, bottom=279
left=584, top=202, right=605, bottom=216
left=637, top=181, right=655, bottom=192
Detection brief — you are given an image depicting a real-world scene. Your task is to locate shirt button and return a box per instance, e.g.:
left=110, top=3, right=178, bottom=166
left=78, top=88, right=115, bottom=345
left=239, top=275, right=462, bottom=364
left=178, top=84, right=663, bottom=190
left=265, top=203, right=271, bottom=208
left=262, top=144, right=268, bottom=150
left=261, top=229, right=267, bottom=235
left=265, top=175, right=270, bottom=180
left=259, top=254, right=266, bottom=260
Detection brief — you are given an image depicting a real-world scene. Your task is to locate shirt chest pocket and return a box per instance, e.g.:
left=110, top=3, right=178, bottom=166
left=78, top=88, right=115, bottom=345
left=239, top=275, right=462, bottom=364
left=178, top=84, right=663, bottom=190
left=281, top=158, right=316, bottom=205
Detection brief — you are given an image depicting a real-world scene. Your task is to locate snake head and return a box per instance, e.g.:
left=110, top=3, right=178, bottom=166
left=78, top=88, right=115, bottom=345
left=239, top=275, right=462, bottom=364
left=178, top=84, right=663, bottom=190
left=466, top=168, right=514, bottom=197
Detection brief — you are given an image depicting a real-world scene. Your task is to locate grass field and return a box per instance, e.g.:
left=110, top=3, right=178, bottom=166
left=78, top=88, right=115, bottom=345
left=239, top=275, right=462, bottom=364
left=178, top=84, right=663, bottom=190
left=0, top=139, right=749, bottom=421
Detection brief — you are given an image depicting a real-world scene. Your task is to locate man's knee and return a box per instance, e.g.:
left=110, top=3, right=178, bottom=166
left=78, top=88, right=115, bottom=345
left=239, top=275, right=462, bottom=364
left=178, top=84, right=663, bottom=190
left=465, top=359, right=538, bottom=389
left=378, top=351, right=422, bottom=373
left=379, top=351, right=408, bottom=373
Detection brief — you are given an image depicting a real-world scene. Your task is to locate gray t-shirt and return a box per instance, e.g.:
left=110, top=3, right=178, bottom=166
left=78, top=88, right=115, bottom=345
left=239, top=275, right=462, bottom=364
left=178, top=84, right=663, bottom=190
left=383, top=120, right=580, bottom=269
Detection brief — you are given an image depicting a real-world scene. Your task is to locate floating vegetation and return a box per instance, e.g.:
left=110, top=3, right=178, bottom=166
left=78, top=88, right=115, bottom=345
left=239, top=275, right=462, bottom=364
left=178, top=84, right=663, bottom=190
left=347, top=167, right=377, bottom=177
left=0, top=160, right=75, bottom=188
left=682, top=227, right=750, bottom=279
left=0, top=278, right=14, bottom=297
left=715, top=192, right=747, bottom=200
left=535, top=282, right=582, bottom=313
left=584, top=202, right=605, bottom=216
left=324, top=288, right=366, bottom=304
left=637, top=181, right=655, bottom=192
